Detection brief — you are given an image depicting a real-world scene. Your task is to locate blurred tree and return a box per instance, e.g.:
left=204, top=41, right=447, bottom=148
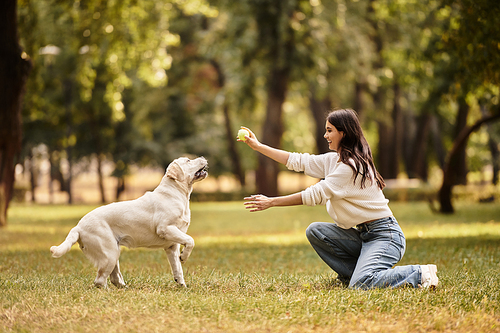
left=363, top=0, right=434, bottom=179
left=482, top=106, right=500, bottom=185
left=252, top=0, right=297, bottom=196
left=439, top=108, right=500, bottom=213
left=0, top=0, right=32, bottom=226
left=128, top=6, right=232, bottom=177
left=205, top=0, right=332, bottom=195
left=443, top=0, right=500, bottom=86
left=18, top=0, right=216, bottom=203
left=210, top=59, right=246, bottom=186
left=14, top=0, right=500, bottom=213
left=430, top=0, right=500, bottom=212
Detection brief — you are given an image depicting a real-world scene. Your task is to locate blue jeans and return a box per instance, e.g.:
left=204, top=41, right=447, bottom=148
left=306, top=216, right=421, bottom=289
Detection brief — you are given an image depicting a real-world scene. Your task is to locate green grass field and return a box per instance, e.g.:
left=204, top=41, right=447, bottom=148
left=1, top=201, right=500, bottom=332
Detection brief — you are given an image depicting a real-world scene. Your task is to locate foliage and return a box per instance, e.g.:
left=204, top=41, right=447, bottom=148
left=15, top=0, right=500, bottom=201
left=442, top=0, right=500, bottom=86
left=1, top=202, right=500, bottom=332
left=18, top=0, right=221, bottom=179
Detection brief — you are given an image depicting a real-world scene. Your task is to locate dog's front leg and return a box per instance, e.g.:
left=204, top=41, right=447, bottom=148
left=165, top=244, right=186, bottom=287
left=157, top=225, right=195, bottom=264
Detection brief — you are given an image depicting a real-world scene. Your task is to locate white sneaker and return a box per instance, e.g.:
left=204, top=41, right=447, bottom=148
left=420, top=264, right=439, bottom=289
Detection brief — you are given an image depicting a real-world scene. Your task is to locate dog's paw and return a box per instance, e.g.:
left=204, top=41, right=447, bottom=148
left=111, top=281, right=127, bottom=289
left=94, top=282, right=108, bottom=289
left=179, top=254, right=188, bottom=264
left=174, top=278, right=187, bottom=287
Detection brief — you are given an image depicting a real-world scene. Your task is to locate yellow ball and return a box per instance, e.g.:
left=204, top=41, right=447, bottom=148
left=238, top=129, right=249, bottom=141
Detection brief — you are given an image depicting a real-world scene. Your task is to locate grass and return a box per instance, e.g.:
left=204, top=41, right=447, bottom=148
left=1, top=201, right=500, bottom=332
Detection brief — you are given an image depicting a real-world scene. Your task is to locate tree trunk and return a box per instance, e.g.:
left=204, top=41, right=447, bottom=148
left=488, top=133, right=499, bottom=185
left=116, top=176, right=125, bottom=201
left=453, top=97, right=469, bottom=185
left=431, top=115, right=446, bottom=169
left=253, top=0, right=296, bottom=196
left=375, top=83, right=403, bottom=179
left=402, top=110, right=415, bottom=176
left=223, top=104, right=245, bottom=186
left=28, top=148, right=36, bottom=202
left=481, top=105, right=499, bottom=185
left=0, top=0, right=32, bottom=227
left=210, top=59, right=245, bottom=187
left=256, top=67, right=289, bottom=196
left=367, top=0, right=396, bottom=180
left=353, top=81, right=366, bottom=121
left=376, top=120, right=392, bottom=178
left=85, top=98, right=107, bottom=204
left=63, top=79, right=73, bottom=204
left=97, top=154, right=106, bottom=204
left=439, top=110, right=500, bottom=213
left=48, top=151, right=55, bottom=203
left=309, top=93, right=331, bottom=154
left=408, top=113, right=432, bottom=180
left=388, top=82, right=403, bottom=178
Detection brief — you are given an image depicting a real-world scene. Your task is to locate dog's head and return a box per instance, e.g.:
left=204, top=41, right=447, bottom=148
left=166, top=156, right=208, bottom=184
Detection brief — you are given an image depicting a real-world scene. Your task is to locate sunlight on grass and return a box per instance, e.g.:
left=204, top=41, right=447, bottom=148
left=197, top=233, right=307, bottom=246
left=403, top=221, right=500, bottom=238
left=1, top=201, right=500, bottom=332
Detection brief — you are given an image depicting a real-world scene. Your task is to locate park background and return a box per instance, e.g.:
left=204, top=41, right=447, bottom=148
left=1, top=0, right=500, bottom=332
left=1, top=0, right=499, bottom=217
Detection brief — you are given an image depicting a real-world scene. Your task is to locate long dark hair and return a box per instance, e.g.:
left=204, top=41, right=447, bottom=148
left=327, top=108, right=385, bottom=190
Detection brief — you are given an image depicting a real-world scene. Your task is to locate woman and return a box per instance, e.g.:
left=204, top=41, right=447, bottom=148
left=239, top=108, right=438, bottom=289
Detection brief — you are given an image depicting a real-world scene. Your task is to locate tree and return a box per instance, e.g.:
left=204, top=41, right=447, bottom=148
left=210, top=59, right=246, bottom=186
left=439, top=108, right=500, bottom=213
left=247, top=0, right=298, bottom=196
left=0, top=0, right=31, bottom=226
left=18, top=0, right=217, bottom=203
left=208, top=0, right=354, bottom=195
left=443, top=0, right=500, bottom=86
left=15, top=0, right=499, bottom=211
left=431, top=0, right=500, bottom=212
left=256, top=19, right=294, bottom=196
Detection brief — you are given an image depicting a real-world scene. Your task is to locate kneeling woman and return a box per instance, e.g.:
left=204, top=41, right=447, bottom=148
left=239, top=108, right=438, bottom=289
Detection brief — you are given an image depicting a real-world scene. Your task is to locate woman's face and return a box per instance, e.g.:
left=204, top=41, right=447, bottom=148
left=324, top=120, right=344, bottom=152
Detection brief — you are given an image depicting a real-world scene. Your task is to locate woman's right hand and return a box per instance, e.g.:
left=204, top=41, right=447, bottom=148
left=237, top=126, right=261, bottom=150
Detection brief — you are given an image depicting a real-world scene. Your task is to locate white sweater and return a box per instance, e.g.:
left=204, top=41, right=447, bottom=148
left=286, top=152, right=393, bottom=229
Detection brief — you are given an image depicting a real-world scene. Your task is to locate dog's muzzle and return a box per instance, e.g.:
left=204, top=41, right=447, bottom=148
left=194, top=164, right=208, bottom=180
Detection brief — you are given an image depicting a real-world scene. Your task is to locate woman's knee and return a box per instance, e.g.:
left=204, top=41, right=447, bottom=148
left=305, top=222, right=324, bottom=241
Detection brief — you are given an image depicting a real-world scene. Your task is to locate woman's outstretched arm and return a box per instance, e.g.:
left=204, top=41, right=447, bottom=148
left=237, top=126, right=290, bottom=165
left=243, top=193, right=303, bottom=212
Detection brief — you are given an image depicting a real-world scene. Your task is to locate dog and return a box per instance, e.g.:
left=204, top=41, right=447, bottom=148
left=50, top=156, right=208, bottom=288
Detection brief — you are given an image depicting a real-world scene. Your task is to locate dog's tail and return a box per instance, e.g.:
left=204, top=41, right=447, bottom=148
left=50, top=227, right=80, bottom=258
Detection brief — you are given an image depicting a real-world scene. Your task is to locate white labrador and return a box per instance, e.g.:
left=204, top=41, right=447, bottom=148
left=50, top=156, right=208, bottom=288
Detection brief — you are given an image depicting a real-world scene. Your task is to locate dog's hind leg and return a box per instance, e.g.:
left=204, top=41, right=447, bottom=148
left=165, top=244, right=186, bottom=287
left=94, top=260, right=117, bottom=288
left=91, top=244, right=121, bottom=288
left=110, top=260, right=126, bottom=288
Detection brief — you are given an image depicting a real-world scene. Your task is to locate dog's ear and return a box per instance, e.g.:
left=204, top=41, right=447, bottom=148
left=166, top=162, right=185, bottom=181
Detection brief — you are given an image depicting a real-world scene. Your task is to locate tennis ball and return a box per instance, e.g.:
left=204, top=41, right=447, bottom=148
left=238, top=129, right=249, bottom=141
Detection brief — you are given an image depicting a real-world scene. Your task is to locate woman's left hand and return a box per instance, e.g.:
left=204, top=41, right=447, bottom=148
left=244, top=194, right=274, bottom=212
